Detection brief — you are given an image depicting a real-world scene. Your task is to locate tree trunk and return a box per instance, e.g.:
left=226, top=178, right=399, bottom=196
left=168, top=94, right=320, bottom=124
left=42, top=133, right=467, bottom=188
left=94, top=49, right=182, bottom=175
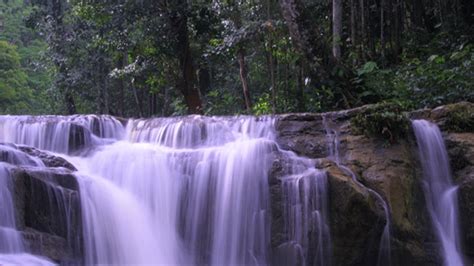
left=267, top=0, right=276, bottom=113
left=350, top=0, right=357, bottom=47
left=170, top=0, right=202, bottom=114
left=119, top=52, right=127, bottom=116
left=267, top=41, right=276, bottom=113
left=279, top=0, right=328, bottom=80
left=65, top=91, right=76, bottom=115
left=359, top=0, right=366, bottom=60
left=297, top=60, right=305, bottom=112
left=332, top=0, right=342, bottom=60
left=237, top=48, right=252, bottom=111
left=380, top=0, right=386, bottom=59
left=101, top=62, right=109, bottom=114
left=412, top=0, right=429, bottom=29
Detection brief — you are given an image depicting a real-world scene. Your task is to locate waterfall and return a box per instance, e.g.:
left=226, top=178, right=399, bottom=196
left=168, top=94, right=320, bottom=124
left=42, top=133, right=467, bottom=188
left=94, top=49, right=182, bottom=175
left=0, top=164, right=24, bottom=254
left=323, top=115, right=391, bottom=266
left=58, top=116, right=278, bottom=265
left=0, top=115, right=123, bottom=153
left=279, top=163, right=331, bottom=266
left=412, top=120, right=464, bottom=266
left=0, top=149, right=54, bottom=265
left=0, top=114, right=333, bottom=265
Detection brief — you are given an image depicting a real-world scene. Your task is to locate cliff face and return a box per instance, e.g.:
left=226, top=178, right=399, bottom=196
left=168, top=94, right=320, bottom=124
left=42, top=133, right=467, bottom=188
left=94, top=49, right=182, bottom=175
left=274, top=101, right=474, bottom=265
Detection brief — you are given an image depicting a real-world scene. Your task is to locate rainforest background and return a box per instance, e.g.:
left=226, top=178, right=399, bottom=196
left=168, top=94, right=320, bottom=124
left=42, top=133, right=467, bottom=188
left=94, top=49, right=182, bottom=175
left=0, top=0, right=473, bottom=116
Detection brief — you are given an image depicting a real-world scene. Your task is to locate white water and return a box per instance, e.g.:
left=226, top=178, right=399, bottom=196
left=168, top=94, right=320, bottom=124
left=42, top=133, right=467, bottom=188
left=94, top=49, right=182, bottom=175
left=279, top=165, right=331, bottom=266
left=412, top=120, right=464, bottom=266
left=0, top=114, right=333, bottom=265
left=66, top=116, right=275, bottom=265
left=0, top=115, right=123, bottom=153
left=323, top=115, right=391, bottom=266
left=0, top=148, right=54, bottom=265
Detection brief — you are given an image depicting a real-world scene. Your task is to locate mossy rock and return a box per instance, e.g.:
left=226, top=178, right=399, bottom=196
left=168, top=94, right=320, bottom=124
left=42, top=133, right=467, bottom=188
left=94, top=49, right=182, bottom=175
left=350, top=102, right=410, bottom=144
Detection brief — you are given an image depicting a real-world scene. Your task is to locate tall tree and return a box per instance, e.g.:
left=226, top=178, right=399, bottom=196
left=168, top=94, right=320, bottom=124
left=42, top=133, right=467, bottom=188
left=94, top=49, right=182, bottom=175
left=169, top=1, right=202, bottom=114
left=332, top=0, right=342, bottom=60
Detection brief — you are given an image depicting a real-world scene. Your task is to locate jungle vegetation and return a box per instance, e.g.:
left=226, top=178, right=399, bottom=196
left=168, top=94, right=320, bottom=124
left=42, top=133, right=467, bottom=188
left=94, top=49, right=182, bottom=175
left=0, top=0, right=473, bottom=116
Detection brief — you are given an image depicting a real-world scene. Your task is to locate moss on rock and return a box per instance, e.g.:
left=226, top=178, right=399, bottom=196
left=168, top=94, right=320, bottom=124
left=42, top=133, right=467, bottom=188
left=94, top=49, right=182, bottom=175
left=350, top=102, right=410, bottom=144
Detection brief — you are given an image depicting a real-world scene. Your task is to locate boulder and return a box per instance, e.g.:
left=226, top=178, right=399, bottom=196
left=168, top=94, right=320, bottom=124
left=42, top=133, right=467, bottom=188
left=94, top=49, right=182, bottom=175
left=342, top=134, right=438, bottom=265
left=17, top=145, right=77, bottom=171
left=321, top=159, right=387, bottom=266
left=275, top=114, right=328, bottom=158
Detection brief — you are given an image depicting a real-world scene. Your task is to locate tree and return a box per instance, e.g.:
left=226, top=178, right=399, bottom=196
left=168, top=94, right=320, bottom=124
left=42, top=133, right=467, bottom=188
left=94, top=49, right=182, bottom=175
left=5, top=0, right=469, bottom=116
left=0, top=41, right=33, bottom=113
left=168, top=0, right=203, bottom=114
left=332, top=0, right=342, bottom=60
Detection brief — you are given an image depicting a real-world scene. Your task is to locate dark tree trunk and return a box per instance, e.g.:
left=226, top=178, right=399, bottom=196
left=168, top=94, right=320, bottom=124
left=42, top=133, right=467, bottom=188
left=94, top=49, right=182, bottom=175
left=332, top=0, right=342, bottom=60
left=119, top=52, right=127, bottom=116
left=170, top=0, right=202, bottom=114
left=198, top=67, right=210, bottom=96
left=237, top=48, right=252, bottom=111
left=65, top=91, right=76, bottom=115
left=297, top=60, right=305, bottom=112
left=267, top=0, right=276, bottom=113
left=279, top=0, right=328, bottom=80
left=350, top=0, right=357, bottom=49
left=381, top=0, right=386, bottom=59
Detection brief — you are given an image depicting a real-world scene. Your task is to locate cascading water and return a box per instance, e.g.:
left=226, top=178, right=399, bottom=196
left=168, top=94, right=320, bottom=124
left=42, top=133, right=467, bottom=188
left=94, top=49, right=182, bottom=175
left=0, top=163, right=23, bottom=254
left=0, top=146, right=55, bottom=265
left=279, top=158, right=331, bottom=266
left=0, top=114, right=332, bottom=265
left=0, top=115, right=123, bottom=153
left=323, top=115, right=391, bottom=266
left=412, top=119, right=464, bottom=266
left=67, top=116, right=276, bottom=265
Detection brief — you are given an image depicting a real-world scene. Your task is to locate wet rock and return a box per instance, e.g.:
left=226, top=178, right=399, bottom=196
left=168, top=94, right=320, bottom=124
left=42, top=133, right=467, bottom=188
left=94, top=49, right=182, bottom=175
left=11, top=167, right=83, bottom=262
left=17, top=146, right=77, bottom=171
left=342, top=135, right=436, bottom=265
left=321, top=160, right=386, bottom=266
left=445, top=132, right=474, bottom=261
left=273, top=103, right=474, bottom=265
left=21, top=228, right=70, bottom=263
left=409, top=101, right=474, bottom=133
left=68, top=123, right=92, bottom=152
left=275, top=114, right=328, bottom=158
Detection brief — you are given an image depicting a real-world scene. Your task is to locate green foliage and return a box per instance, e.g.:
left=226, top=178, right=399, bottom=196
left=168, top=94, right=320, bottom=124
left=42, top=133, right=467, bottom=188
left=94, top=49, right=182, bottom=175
left=354, top=42, right=473, bottom=110
left=0, top=41, right=33, bottom=114
left=0, top=0, right=471, bottom=117
left=0, top=0, right=54, bottom=114
left=252, top=93, right=272, bottom=115
left=351, top=102, right=410, bottom=144
left=204, top=89, right=242, bottom=115
left=400, top=44, right=474, bottom=108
